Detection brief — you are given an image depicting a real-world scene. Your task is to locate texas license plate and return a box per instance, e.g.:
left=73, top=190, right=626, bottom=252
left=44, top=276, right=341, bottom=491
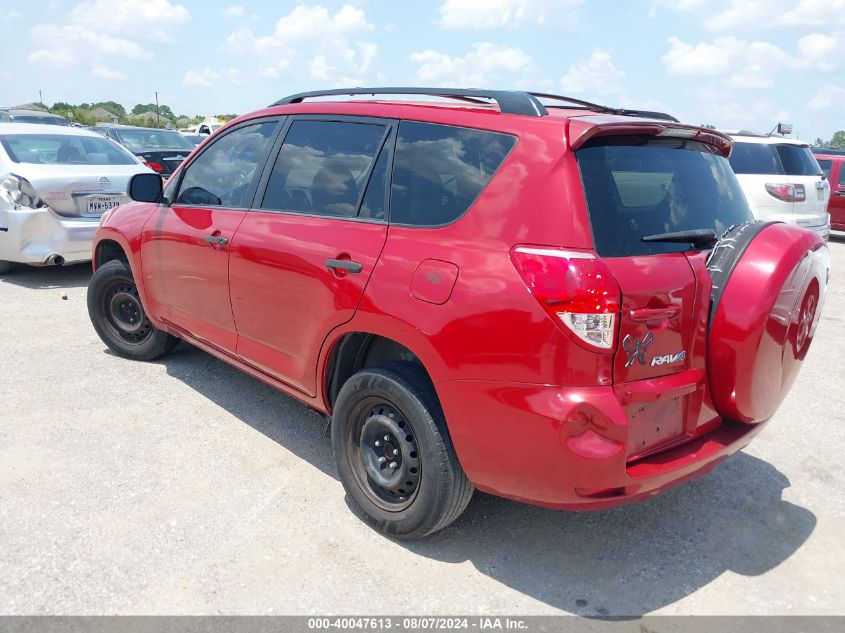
left=87, top=196, right=121, bottom=214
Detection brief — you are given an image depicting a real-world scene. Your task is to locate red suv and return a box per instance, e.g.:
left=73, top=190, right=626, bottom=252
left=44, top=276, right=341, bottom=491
left=87, top=88, right=829, bottom=538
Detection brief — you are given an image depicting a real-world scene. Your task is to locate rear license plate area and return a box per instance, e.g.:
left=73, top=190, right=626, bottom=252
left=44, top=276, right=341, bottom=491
left=86, top=196, right=121, bottom=214
left=627, top=396, right=687, bottom=459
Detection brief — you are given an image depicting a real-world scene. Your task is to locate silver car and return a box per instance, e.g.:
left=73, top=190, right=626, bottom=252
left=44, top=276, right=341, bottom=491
left=0, top=123, right=153, bottom=273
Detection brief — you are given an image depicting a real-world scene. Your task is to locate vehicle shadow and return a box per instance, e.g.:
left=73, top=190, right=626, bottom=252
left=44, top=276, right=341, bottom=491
left=0, top=262, right=91, bottom=290
left=829, top=232, right=845, bottom=244
left=158, top=344, right=815, bottom=617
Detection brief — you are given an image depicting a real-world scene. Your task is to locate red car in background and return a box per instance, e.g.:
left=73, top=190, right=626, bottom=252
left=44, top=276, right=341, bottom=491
left=813, top=149, right=845, bottom=231
left=86, top=88, right=829, bottom=538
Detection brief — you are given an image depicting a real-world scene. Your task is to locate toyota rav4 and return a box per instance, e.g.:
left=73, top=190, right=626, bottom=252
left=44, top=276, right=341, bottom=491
left=87, top=88, right=829, bottom=539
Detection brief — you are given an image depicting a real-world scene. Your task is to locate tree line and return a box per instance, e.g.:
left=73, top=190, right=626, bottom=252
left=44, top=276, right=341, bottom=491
left=34, top=101, right=238, bottom=128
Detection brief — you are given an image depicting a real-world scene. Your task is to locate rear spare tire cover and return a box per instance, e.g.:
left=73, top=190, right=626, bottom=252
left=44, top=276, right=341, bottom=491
left=707, top=222, right=829, bottom=423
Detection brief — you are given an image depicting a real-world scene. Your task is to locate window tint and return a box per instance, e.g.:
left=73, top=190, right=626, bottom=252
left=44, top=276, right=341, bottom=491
left=728, top=142, right=782, bottom=175
left=0, top=134, right=137, bottom=165
left=775, top=145, right=822, bottom=176
left=840, top=163, right=845, bottom=186
left=577, top=137, right=752, bottom=257
left=390, top=121, right=515, bottom=226
left=175, top=121, right=276, bottom=208
left=359, top=142, right=389, bottom=220
left=817, top=159, right=832, bottom=179
left=261, top=120, right=387, bottom=217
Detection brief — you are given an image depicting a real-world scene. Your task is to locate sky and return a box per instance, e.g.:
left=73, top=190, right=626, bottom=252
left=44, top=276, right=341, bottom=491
left=2, top=0, right=844, bottom=142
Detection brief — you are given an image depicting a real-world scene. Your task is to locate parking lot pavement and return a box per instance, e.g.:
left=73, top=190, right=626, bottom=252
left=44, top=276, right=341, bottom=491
left=0, top=238, right=843, bottom=617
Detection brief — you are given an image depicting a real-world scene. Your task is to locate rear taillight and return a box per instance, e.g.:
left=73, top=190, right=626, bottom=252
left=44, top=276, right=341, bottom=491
left=510, top=246, right=621, bottom=352
left=766, top=183, right=805, bottom=202
left=144, top=161, right=165, bottom=174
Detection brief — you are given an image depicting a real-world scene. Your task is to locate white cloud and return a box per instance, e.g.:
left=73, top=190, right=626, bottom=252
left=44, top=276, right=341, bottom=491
left=655, top=0, right=845, bottom=29
left=223, top=4, right=378, bottom=84
left=662, top=36, right=739, bottom=75
left=439, top=0, right=583, bottom=29
left=182, top=68, right=220, bottom=88
left=223, top=4, right=244, bottom=19
left=560, top=50, right=624, bottom=96
left=28, top=0, right=190, bottom=70
left=92, top=66, right=127, bottom=80
left=70, top=0, right=189, bottom=32
left=411, top=42, right=533, bottom=86
left=778, top=0, right=845, bottom=26
left=809, top=83, right=845, bottom=110
left=706, top=0, right=770, bottom=30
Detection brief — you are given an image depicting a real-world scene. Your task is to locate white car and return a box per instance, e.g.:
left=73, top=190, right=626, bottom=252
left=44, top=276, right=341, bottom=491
left=724, top=131, right=830, bottom=239
left=0, top=123, right=153, bottom=273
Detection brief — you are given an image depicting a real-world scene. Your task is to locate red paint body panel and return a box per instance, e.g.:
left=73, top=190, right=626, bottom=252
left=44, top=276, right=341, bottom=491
left=141, top=204, right=246, bottom=352
left=228, top=213, right=387, bottom=396
left=91, top=98, right=829, bottom=512
left=815, top=154, right=845, bottom=231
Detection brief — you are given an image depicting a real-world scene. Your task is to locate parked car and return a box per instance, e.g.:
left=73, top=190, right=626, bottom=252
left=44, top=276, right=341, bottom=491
left=86, top=88, right=829, bottom=538
left=180, top=133, right=207, bottom=147
left=812, top=148, right=845, bottom=232
left=0, top=108, right=71, bottom=126
left=90, top=125, right=196, bottom=180
left=181, top=122, right=222, bottom=135
left=0, top=123, right=153, bottom=273
left=723, top=131, right=830, bottom=239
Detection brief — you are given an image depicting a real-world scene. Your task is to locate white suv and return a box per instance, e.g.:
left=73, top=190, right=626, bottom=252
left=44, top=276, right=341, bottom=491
left=723, top=131, right=830, bottom=239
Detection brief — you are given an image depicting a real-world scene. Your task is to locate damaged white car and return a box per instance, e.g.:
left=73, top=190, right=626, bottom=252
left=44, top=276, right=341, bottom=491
left=0, top=124, right=153, bottom=274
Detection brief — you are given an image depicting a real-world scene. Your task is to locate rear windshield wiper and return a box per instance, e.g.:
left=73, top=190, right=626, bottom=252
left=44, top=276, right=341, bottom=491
left=641, top=229, right=718, bottom=249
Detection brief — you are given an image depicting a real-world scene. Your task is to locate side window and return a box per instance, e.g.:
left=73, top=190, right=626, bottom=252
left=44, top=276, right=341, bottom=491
left=359, top=142, right=390, bottom=220
left=175, top=121, right=276, bottom=208
left=390, top=121, right=516, bottom=226
left=817, top=159, right=832, bottom=180
left=261, top=120, right=387, bottom=217
left=839, top=161, right=845, bottom=186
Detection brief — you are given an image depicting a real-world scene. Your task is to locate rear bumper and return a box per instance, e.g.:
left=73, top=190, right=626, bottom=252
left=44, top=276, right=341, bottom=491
left=437, top=379, right=767, bottom=509
left=0, top=204, right=98, bottom=265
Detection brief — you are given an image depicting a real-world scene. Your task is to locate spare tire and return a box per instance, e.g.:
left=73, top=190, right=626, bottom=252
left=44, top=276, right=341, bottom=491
left=707, top=222, right=829, bottom=424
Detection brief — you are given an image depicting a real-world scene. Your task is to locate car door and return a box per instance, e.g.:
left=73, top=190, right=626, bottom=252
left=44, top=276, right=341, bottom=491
left=140, top=119, right=281, bottom=352
left=830, top=159, right=845, bottom=229
left=228, top=116, right=393, bottom=396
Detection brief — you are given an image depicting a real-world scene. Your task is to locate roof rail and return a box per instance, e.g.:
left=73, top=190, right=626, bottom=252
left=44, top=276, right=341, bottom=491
left=272, top=87, right=548, bottom=117
left=528, top=92, right=679, bottom=122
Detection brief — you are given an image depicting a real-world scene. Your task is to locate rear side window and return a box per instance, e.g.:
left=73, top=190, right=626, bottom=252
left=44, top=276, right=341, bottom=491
left=728, top=142, right=782, bottom=175
left=775, top=145, right=822, bottom=176
left=390, top=121, right=515, bottom=226
left=261, top=120, right=387, bottom=218
left=817, top=159, right=832, bottom=179
left=577, top=137, right=752, bottom=257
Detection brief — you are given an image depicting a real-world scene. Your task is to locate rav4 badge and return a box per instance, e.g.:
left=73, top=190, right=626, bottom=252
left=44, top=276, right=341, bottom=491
left=651, top=351, right=687, bottom=366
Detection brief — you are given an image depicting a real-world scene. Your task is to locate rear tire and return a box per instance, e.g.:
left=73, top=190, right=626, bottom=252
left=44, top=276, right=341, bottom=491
left=0, top=260, right=13, bottom=275
left=332, top=363, right=473, bottom=539
left=87, top=259, right=179, bottom=361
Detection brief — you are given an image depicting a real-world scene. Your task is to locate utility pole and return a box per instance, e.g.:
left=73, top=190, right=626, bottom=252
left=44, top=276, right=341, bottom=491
left=39, top=89, right=44, bottom=110
left=155, top=91, right=160, bottom=127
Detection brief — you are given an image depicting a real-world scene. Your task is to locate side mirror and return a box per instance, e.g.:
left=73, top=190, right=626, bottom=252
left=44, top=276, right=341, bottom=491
left=128, top=173, right=163, bottom=203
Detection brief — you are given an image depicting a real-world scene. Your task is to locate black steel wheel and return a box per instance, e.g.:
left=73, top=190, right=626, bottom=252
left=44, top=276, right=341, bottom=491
left=332, top=363, right=473, bottom=539
left=87, top=259, right=179, bottom=361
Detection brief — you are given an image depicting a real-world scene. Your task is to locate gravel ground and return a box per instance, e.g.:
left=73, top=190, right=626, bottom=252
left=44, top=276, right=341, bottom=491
left=0, top=236, right=843, bottom=616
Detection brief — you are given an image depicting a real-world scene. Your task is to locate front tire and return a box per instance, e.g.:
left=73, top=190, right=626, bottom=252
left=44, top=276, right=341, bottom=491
left=87, top=259, right=179, bottom=361
left=0, top=260, right=13, bottom=275
left=332, top=364, right=473, bottom=539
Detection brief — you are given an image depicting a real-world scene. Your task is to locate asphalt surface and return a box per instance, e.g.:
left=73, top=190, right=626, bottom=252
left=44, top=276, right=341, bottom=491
left=1, top=237, right=843, bottom=616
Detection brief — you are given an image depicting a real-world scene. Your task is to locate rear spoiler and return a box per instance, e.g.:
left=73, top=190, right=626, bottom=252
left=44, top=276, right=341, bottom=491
left=568, top=116, right=733, bottom=157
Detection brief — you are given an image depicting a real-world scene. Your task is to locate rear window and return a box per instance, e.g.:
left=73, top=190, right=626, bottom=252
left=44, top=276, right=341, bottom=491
left=775, top=144, right=822, bottom=176
left=390, top=121, right=515, bottom=226
left=115, top=129, right=195, bottom=152
left=0, top=134, right=137, bottom=165
left=9, top=114, right=70, bottom=126
left=728, top=142, right=782, bottom=175
left=577, top=137, right=752, bottom=257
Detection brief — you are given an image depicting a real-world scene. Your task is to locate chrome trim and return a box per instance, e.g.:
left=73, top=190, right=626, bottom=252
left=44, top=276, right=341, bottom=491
left=70, top=190, right=126, bottom=197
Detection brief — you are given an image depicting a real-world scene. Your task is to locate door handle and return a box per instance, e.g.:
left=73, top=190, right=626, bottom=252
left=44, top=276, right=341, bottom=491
left=833, top=191, right=845, bottom=197
left=326, top=258, right=363, bottom=274
left=204, top=234, right=228, bottom=247
left=630, top=305, right=681, bottom=322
